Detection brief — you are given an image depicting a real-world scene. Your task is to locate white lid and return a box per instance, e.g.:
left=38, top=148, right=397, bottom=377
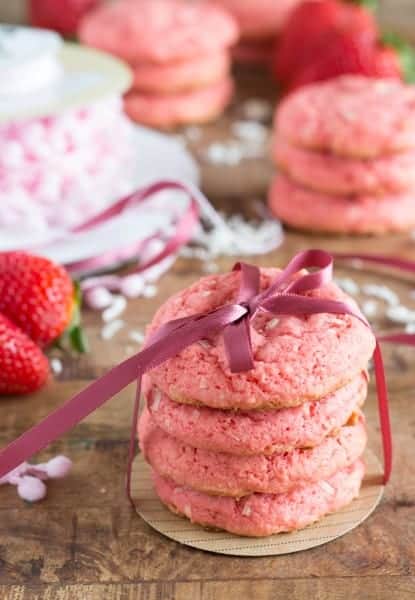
left=0, top=26, right=132, bottom=123
left=0, top=24, right=62, bottom=67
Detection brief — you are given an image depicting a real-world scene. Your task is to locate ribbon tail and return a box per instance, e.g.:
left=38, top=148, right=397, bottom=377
left=126, top=376, right=143, bottom=505
left=0, top=353, right=145, bottom=480
left=373, top=340, right=393, bottom=484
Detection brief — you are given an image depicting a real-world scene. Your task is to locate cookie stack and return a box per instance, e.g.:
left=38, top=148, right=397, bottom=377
left=138, top=266, right=375, bottom=537
left=79, top=0, right=239, bottom=129
left=269, top=75, right=415, bottom=234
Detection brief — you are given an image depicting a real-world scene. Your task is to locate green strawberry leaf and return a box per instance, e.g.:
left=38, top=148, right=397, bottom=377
left=54, top=280, right=89, bottom=354
left=382, top=31, right=415, bottom=83
left=348, top=0, right=378, bottom=13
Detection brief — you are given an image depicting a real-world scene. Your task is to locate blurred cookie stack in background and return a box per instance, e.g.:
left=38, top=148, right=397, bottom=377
left=79, top=0, right=239, bottom=129
left=269, top=75, right=415, bottom=234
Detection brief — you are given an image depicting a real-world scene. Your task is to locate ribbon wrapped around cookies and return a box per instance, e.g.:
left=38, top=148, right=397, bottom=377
left=0, top=247, right=410, bottom=499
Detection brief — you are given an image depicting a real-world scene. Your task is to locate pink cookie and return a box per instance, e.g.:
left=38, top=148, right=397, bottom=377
left=276, top=76, right=415, bottom=158
left=139, top=409, right=367, bottom=496
left=273, top=136, right=415, bottom=196
left=79, top=0, right=239, bottom=64
left=145, top=268, right=375, bottom=410
left=152, top=459, right=365, bottom=536
left=269, top=174, right=415, bottom=234
left=124, top=78, right=233, bottom=128
left=132, top=52, right=230, bottom=94
left=145, top=373, right=367, bottom=455
left=211, top=0, right=302, bottom=40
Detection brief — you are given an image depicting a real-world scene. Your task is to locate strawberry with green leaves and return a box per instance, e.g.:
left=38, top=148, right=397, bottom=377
left=0, top=252, right=86, bottom=352
left=0, top=252, right=87, bottom=396
left=273, top=0, right=415, bottom=90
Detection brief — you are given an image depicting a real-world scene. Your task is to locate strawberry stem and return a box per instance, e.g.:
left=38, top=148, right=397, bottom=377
left=54, top=281, right=89, bottom=354
left=348, top=0, right=378, bottom=13
left=382, top=31, right=415, bottom=83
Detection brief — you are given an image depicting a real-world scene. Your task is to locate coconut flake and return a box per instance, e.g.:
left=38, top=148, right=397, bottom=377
left=266, top=318, right=279, bottom=330
left=386, top=305, right=415, bottom=324
left=232, top=121, right=268, bottom=143
left=241, top=503, right=252, bottom=517
left=102, top=295, right=127, bottom=322
left=319, top=480, right=335, bottom=494
left=151, top=389, right=162, bottom=411
left=143, top=285, right=157, bottom=298
left=362, top=284, right=400, bottom=306
left=361, top=300, right=378, bottom=319
left=50, top=357, right=63, bottom=375
left=199, top=378, right=209, bottom=390
left=335, top=277, right=360, bottom=296
left=129, top=330, right=145, bottom=345
left=241, top=98, right=272, bottom=121
left=101, top=319, right=124, bottom=340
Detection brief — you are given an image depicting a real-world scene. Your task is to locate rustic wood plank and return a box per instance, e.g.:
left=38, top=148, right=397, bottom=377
left=2, top=578, right=415, bottom=600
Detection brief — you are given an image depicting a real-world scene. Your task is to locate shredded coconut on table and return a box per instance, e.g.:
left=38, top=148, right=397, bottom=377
left=361, top=300, right=379, bottom=319
left=50, top=357, right=63, bottom=375
left=101, top=319, right=125, bottom=340
left=241, top=98, right=273, bottom=122
left=102, top=295, right=127, bottom=322
left=386, top=304, right=415, bottom=325
left=361, top=284, right=400, bottom=306
left=335, top=278, right=360, bottom=296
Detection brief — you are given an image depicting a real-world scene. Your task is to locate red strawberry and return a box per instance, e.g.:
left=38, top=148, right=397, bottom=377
left=0, top=314, right=49, bottom=395
left=0, top=252, right=86, bottom=351
left=274, top=0, right=378, bottom=87
left=288, top=29, right=402, bottom=89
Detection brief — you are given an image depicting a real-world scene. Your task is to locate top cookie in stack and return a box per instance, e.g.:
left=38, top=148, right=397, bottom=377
left=79, top=0, right=239, bottom=129
left=269, top=76, right=415, bottom=234
left=139, top=265, right=375, bottom=537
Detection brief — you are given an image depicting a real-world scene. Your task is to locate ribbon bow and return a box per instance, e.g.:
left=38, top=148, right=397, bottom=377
left=0, top=249, right=393, bottom=500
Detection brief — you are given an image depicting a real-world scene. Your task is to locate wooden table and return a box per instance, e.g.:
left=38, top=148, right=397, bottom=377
left=1, top=69, right=415, bottom=599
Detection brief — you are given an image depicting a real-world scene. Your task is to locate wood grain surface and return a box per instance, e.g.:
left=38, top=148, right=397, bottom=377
left=1, top=51, right=415, bottom=600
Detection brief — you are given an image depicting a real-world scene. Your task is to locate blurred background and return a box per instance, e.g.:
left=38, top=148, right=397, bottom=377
left=0, top=0, right=414, bottom=38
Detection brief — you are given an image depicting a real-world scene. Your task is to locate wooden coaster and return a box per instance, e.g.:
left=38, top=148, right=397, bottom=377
left=131, top=450, right=384, bottom=556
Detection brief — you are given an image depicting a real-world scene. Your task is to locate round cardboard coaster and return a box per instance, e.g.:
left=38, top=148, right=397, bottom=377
left=0, top=42, right=132, bottom=124
left=131, top=451, right=384, bottom=556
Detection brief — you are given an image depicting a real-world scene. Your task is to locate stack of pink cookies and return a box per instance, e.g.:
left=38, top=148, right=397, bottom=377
left=269, top=76, right=415, bottom=234
left=212, top=0, right=302, bottom=65
left=79, top=0, right=239, bottom=129
left=139, top=266, right=375, bottom=537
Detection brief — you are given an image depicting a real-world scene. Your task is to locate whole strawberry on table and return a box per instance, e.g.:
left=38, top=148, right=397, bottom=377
left=273, top=0, right=415, bottom=90
left=0, top=252, right=86, bottom=395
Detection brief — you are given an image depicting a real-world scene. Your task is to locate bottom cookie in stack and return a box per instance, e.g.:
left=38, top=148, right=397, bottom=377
left=269, top=76, right=415, bottom=234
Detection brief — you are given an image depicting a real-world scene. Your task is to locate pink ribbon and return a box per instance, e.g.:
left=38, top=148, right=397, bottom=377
left=50, top=180, right=200, bottom=275
left=0, top=249, right=393, bottom=502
